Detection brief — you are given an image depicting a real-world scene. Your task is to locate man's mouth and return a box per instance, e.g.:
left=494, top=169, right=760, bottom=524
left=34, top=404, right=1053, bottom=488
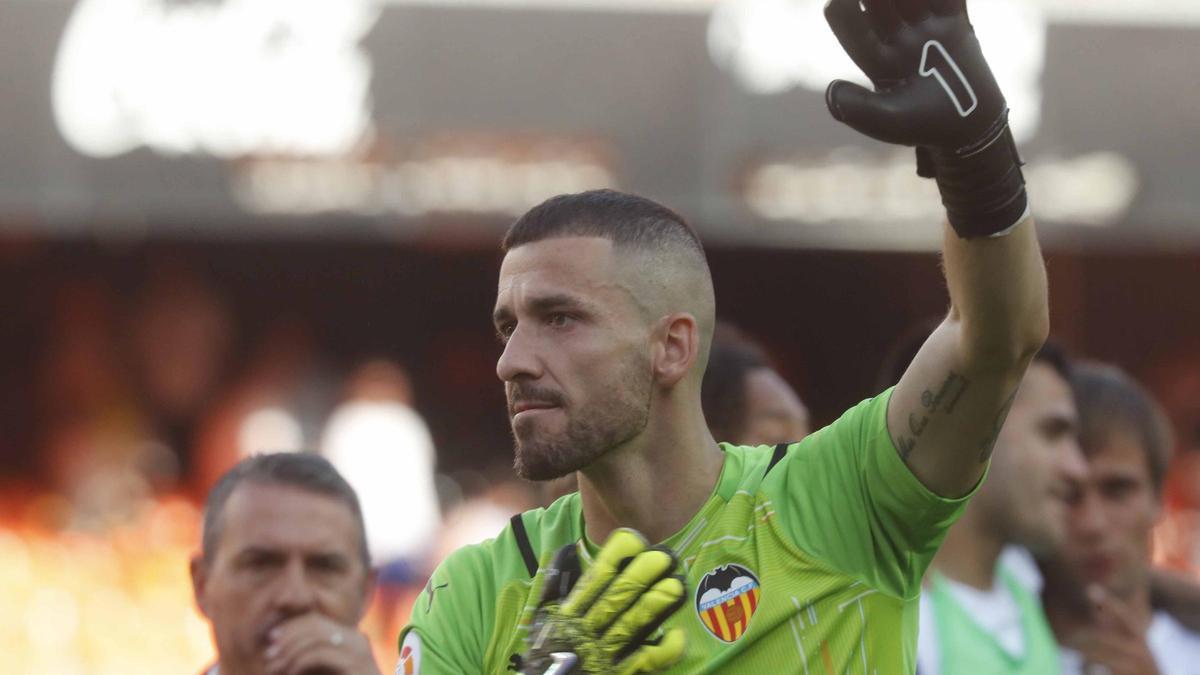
left=511, top=400, right=559, bottom=416
left=256, top=615, right=294, bottom=649
left=1081, top=554, right=1115, bottom=581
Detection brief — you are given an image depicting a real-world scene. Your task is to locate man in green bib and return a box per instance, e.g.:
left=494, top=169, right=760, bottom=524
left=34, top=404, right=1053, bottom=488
left=916, top=345, right=1086, bottom=674
left=398, top=1, right=1051, bottom=672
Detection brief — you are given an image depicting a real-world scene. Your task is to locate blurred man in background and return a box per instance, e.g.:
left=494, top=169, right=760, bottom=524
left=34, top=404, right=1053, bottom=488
left=1041, top=363, right=1200, bottom=674
left=702, top=321, right=810, bottom=446
left=191, top=453, right=381, bottom=675
left=915, top=342, right=1086, bottom=674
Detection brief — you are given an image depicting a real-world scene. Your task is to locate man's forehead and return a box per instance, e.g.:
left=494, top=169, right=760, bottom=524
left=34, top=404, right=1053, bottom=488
left=500, top=236, right=615, bottom=278
left=497, top=237, right=630, bottom=305
left=1017, top=362, right=1073, bottom=410
left=218, top=483, right=358, bottom=555
left=1086, top=435, right=1152, bottom=479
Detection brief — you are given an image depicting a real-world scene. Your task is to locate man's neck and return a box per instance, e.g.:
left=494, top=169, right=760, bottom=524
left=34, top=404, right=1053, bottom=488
left=931, top=504, right=1007, bottom=590
left=577, top=407, right=724, bottom=545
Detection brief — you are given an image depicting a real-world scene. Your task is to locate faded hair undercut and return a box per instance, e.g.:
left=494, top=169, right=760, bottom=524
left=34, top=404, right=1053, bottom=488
left=502, top=189, right=707, bottom=261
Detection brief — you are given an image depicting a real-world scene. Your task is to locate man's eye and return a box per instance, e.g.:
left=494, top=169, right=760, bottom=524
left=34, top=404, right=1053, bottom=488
left=548, top=313, right=573, bottom=328
left=243, top=556, right=280, bottom=571
left=310, top=558, right=347, bottom=574
left=496, top=323, right=516, bottom=341
left=1102, top=481, right=1137, bottom=500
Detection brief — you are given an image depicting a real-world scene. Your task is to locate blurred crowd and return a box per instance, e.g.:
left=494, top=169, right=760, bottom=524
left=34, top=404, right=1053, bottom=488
left=0, top=257, right=541, bottom=672
left=3, top=253, right=1200, bottom=673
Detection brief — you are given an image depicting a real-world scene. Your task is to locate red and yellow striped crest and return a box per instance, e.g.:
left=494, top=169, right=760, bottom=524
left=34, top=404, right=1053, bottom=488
left=695, top=564, right=761, bottom=643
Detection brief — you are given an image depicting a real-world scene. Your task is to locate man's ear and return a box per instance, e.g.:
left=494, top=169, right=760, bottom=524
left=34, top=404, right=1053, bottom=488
left=190, top=554, right=210, bottom=619
left=652, top=313, right=700, bottom=387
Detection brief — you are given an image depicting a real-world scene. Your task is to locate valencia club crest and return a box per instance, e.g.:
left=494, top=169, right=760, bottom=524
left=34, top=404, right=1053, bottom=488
left=695, top=564, right=761, bottom=642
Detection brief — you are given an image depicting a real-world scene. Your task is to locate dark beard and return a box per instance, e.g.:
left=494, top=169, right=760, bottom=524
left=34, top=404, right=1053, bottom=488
left=511, top=360, right=652, bottom=481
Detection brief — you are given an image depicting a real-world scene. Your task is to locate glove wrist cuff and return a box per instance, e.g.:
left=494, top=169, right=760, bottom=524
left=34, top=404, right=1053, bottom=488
left=917, top=115, right=1029, bottom=239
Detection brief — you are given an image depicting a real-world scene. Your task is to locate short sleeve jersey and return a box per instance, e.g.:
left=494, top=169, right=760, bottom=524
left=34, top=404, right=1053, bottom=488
left=398, top=390, right=975, bottom=674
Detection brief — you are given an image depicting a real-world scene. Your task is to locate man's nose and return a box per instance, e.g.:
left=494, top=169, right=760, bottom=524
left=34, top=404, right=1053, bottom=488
left=496, top=324, right=542, bottom=383
left=1073, top=490, right=1107, bottom=539
left=273, top=559, right=317, bottom=614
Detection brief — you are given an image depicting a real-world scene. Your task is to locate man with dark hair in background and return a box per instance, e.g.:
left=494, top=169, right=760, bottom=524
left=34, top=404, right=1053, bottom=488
left=401, top=0, right=1053, bottom=671
left=191, top=452, right=381, bottom=675
left=913, top=338, right=1086, bottom=674
left=1042, top=362, right=1200, bottom=674
left=702, top=322, right=810, bottom=446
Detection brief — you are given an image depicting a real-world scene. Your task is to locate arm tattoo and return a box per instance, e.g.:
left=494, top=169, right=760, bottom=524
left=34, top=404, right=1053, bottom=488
left=908, top=412, right=929, bottom=435
left=977, top=390, right=1018, bottom=463
left=897, top=371, right=971, bottom=462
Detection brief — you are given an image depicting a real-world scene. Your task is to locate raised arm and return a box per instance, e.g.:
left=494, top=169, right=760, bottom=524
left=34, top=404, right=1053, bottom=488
left=825, top=0, right=1047, bottom=496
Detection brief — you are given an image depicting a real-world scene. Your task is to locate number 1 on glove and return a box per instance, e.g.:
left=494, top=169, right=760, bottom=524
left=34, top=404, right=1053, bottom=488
left=824, top=0, right=1030, bottom=238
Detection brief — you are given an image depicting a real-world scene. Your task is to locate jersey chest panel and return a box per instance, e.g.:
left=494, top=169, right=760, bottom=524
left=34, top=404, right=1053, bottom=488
left=664, top=490, right=912, bottom=673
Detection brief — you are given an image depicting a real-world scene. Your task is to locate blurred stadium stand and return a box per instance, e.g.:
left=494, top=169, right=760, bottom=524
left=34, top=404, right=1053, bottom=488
left=2, top=0, right=1200, bottom=671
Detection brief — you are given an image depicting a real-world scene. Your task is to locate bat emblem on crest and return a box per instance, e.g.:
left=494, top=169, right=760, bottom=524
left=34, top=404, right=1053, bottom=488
left=695, top=563, right=761, bottom=642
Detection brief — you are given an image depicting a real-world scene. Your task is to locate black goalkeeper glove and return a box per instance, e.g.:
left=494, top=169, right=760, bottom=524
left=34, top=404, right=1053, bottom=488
left=519, top=529, right=687, bottom=675
left=824, top=0, right=1028, bottom=238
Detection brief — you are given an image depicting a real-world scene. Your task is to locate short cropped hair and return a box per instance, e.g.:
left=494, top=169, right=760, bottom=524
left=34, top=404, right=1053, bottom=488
left=1071, top=362, right=1174, bottom=493
left=201, top=453, right=370, bottom=569
left=502, top=189, right=706, bottom=260
left=703, top=323, right=772, bottom=443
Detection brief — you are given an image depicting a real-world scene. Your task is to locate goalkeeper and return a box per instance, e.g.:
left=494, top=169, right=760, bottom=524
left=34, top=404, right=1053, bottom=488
left=398, top=0, right=1048, bottom=672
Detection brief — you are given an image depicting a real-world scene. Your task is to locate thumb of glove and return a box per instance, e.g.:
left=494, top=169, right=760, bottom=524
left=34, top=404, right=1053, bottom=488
left=825, top=80, right=913, bottom=146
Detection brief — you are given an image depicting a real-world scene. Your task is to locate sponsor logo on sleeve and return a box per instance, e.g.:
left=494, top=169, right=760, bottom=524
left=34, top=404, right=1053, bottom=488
left=397, top=632, right=421, bottom=675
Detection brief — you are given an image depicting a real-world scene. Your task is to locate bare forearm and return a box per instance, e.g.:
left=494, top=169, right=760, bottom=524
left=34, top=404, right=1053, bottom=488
left=942, top=215, right=1049, bottom=373
left=887, top=216, right=1048, bottom=497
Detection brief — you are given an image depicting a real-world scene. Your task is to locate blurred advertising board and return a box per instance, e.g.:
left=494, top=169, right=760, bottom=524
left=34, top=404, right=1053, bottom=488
left=0, top=0, right=1197, bottom=249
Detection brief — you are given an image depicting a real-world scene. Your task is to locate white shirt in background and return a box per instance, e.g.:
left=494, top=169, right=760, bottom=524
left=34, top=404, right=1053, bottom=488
left=1059, top=611, right=1200, bottom=675
left=917, top=546, right=1042, bottom=675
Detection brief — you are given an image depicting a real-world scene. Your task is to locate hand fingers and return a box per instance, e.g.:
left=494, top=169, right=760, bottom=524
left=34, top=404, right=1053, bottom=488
left=275, top=633, right=376, bottom=675
left=894, top=0, right=931, bottom=23
left=862, top=0, right=901, bottom=39
left=265, top=618, right=325, bottom=673
left=928, top=0, right=964, bottom=16
left=274, top=644, right=363, bottom=675
left=602, top=576, right=686, bottom=650
left=561, top=529, right=647, bottom=617
left=270, top=643, right=337, bottom=675
left=614, top=627, right=687, bottom=675
left=582, top=549, right=676, bottom=633
left=265, top=617, right=361, bottom=675
left=824, top=0, right=889, bottom=78
left=1089, top=585, right=1141, bottom=639
left=825, top=80, right=916, bottom=145
left=538, top=542, right=582, bottom=604
left=1072, top=630, right=1155, bottom=675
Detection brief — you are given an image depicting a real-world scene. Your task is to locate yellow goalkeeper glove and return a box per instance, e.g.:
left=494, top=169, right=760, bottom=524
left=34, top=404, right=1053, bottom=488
left=520, top=528, right=687, bottom=675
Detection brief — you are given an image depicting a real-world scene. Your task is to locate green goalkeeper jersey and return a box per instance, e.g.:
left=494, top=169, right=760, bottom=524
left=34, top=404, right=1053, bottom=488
left=398, top=390, right=976, bottom=674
